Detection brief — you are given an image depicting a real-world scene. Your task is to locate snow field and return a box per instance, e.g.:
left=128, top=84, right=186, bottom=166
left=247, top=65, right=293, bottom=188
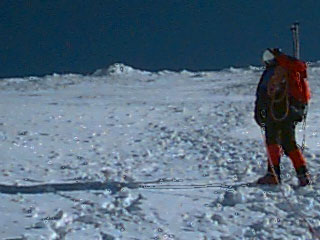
left=0, top=63, right=320, bottom=239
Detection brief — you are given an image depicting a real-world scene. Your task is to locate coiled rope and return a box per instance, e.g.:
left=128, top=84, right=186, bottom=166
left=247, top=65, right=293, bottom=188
left=300, top=106, right=308, bottom=153
left=268, top=70, right=290, bottom=122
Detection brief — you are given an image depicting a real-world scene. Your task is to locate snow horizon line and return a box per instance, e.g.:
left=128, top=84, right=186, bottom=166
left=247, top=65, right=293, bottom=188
left=0, top=63, right=263, bottom=80
left=1, top=60, right=320, bottom=80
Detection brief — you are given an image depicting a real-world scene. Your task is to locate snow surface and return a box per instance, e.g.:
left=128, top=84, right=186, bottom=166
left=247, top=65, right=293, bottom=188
left=1, top=62, right=320, bottom=239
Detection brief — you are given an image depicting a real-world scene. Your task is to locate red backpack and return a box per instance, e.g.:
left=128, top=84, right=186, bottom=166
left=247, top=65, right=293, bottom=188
left=276, top=54, right=311, bottom=104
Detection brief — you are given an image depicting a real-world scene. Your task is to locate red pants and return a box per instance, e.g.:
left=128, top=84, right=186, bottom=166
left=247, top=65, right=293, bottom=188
left=265, top=119, right=306, bottom=170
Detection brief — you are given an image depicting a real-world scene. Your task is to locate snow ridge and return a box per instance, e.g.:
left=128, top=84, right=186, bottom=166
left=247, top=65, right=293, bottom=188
left=1, top=61, right=320, bottom=92
left=92, top=63, right=151, bottom=76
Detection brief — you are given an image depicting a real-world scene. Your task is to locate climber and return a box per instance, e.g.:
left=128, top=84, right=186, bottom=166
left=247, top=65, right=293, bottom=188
left=254, top=48, right=311, bottom=186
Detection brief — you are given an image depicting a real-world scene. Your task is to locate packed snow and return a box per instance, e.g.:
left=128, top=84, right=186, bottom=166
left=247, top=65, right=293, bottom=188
left=1, top=62, right=320, bottom=239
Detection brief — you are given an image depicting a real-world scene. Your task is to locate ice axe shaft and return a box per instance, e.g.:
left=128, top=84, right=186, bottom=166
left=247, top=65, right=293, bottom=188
left=291, top=22, right=300, bottom=59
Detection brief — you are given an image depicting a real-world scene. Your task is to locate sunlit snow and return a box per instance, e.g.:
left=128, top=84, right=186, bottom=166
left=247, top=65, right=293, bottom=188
left=1, top=62, right=320, bottom=239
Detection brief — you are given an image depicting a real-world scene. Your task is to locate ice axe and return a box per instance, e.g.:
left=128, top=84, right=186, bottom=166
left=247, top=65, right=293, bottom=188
left=290, top=22, right=308, bottom=153
left=291, top=22, right=300, bottom=59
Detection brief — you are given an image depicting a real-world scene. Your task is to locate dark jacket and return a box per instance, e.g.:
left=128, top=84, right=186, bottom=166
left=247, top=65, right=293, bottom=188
left=254, top=66, right=275, bottom=126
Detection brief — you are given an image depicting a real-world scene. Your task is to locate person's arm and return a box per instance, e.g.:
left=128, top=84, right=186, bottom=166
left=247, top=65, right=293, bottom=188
left=254, top=74, right=268, bottom=127
left=254, top=96, right=267, bottom=127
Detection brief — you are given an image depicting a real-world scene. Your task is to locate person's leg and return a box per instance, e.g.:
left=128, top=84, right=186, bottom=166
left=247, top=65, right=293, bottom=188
left=281, top=121, right=311, bottom=186
left=257, top=121, right=282, bottom=184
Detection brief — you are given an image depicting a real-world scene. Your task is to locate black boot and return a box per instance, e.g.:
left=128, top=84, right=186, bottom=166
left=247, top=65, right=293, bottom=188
left=257, top=165, right=281, bottom=185
left=296, top=165, right=311, bottom=186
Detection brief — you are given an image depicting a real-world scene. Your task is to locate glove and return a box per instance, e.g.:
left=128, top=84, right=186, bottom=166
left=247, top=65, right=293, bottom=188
left=254, top=106, right=267, bottom=127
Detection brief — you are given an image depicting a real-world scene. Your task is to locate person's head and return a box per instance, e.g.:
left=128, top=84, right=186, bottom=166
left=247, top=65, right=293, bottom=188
left=262, top=48, right=281, bottom=67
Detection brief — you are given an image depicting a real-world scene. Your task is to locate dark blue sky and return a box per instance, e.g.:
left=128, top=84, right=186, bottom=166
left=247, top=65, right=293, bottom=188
left=1, top=1, right=320, bottom=77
